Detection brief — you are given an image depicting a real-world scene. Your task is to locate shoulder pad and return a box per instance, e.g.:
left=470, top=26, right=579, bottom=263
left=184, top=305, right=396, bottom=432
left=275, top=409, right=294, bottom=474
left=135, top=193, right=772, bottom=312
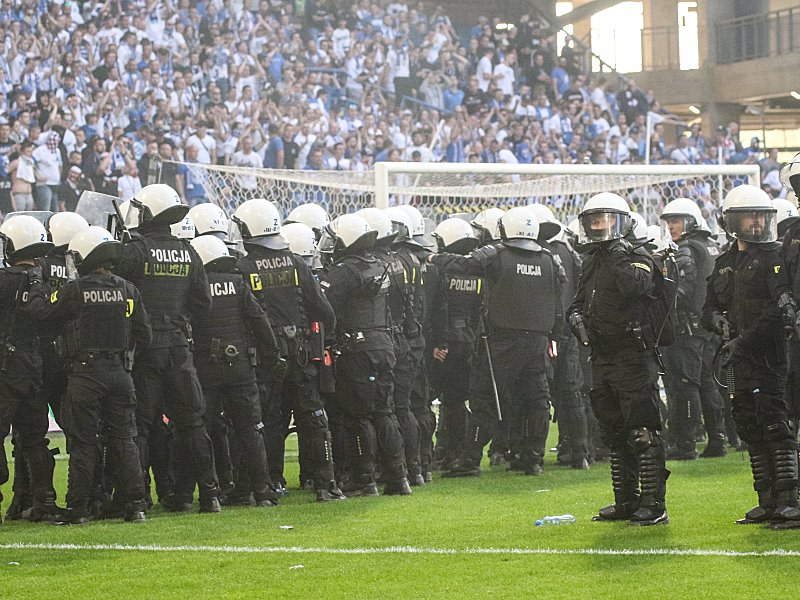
left=470, top=243, right=501, bottom=261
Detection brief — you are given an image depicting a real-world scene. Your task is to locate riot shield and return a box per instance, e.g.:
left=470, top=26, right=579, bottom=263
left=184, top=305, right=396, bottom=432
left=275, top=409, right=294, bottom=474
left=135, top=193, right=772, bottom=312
left=3, top=210, right=54, bottom=225
left=75, top=191, right=123, bottom=230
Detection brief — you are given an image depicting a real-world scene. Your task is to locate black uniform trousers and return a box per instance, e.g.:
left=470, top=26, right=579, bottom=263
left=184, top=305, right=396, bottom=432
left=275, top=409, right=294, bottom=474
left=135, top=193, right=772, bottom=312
left=730, top=356, right=791, bottom=449
left=551, top=331, right=590, bottom=462
left=259, top=357, right=335, bottom=490
left=0, top=348, right=54, bottom=507
left=410, top=347, right=435, bottom=473
left=662, top=331, right=725, bottom=450
left=334, top=349, right=406, bottom=485
left=133, top=344, right=218, bottom=503
left=204, top=381, right=272, bottom=498
left=62, top=357, right=144, bottom=512
left=466, top=333, right=551, bottom=468
left=430, top=341, right=474, bottom=465
left=393, top=341, right=422, bottom=478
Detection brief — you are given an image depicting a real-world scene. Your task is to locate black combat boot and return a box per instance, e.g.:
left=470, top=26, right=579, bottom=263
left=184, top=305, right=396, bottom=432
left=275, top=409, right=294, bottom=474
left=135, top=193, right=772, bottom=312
left=767, top=447, right=800, bottom=530
left=253, top=486, right=280, bottom=507
left=593, top=448, right=640, bottom=521
left=700, top=433, right=728, bottom=458
left=383, top=477, right=413, bottom=496
left=736, top=447, right=774, bottom=524
left=124, top=501, right=147, bottom=524
left=628, top=430, right=670, bottom=526
left=54, top=507, right=90, bottom=526
left=30, top=491, right=66, bottom=523
left=316, top=480, right=347, bottom=503
left=5, top=490, right=33, bottom=521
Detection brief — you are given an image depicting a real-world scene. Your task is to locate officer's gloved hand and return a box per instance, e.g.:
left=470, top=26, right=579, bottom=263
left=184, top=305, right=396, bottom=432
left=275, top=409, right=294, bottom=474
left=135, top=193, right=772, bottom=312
left=709, top=312, right=730, bottom=336
left=721, top=336, right=744, bottom=368
left=26, top=265, right=44, bottom=286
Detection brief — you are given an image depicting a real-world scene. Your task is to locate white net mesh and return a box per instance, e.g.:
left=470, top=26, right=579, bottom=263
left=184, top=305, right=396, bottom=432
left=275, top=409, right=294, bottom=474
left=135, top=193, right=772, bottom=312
left=170, top=161, right=759, bottom=228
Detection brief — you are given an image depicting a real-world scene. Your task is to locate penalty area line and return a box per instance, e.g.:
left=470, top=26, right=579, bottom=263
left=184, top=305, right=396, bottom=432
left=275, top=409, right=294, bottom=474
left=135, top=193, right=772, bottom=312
left=1, top=543, right=799, bottom=558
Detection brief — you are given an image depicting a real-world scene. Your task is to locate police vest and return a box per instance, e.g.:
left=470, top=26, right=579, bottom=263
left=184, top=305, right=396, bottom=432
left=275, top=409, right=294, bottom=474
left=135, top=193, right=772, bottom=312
left=43, top=254, right=70, bottom=293
left=394, top=246, right=425, bottom=338
left=376, top=247, right=409, bottom=329
left=239, top=247, right=305, bottom=330
left=442, top=270, right=483, bottom=343
left=134, top=235, right=195, bottom=327
left=0, top=267, right=39, bottom=346
left=682, top=235, right=718, bottom=315
left=69, top=276, right=130, bottom=354
left=335, top=254, right=390, bottom=332
left=488, top=247, right=557, bottom=333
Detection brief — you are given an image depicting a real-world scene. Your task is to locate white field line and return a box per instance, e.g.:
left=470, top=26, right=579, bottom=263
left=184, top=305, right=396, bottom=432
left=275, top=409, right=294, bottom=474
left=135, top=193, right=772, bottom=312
left=1, top=543, right=799, bottom=558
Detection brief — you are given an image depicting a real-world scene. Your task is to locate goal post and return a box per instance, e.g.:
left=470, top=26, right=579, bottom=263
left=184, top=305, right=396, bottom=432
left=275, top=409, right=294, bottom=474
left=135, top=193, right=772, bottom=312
left=170, top=160, right=760, bottom=227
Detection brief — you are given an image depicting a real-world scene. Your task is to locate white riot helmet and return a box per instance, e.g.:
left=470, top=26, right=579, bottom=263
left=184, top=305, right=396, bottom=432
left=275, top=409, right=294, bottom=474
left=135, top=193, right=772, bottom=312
left=384, top=206, right=417, bottom=245
left=48, top=212, right=89, bottom=247
left=0, top=214, right=53, bottom=260
left=170, top=215, right=195, bottom=239
left=433, top=218, right=479, bottom=254
left=471, top=207, right=505, bottom=241
left=190, top=234, right=236, bottom=271
left=628, top=212, right=649, bottom=243
left=189, top=203, right=229, bottom=238
left=131, top=183, right=188, bottom=226
left=659, top=198, right=703, bottom=242
left=357, top=207, right=394, bottom=241
left=779, top=151, right=800, bottom=194
left=397, top=205, right=430, bottom=245
left=524, top=204, right=562, bottom=241
left=721, top=184, right=777, bottom=244
left=68, top=226, right=122, bottom=275
left=578, top=192, right=632, bottom=243
left=786, top=189, right=798, bottom=208
left=499, top=206, right=541, bottom=251
left=285, top=203, right=331, bottom=237
left=774, top=198, right=800, bottom=237
left=232, top=199, right=288, bottom=250
left=318, top=213, right=377, bottom=256
left=281, top=222, right=316, bottom=263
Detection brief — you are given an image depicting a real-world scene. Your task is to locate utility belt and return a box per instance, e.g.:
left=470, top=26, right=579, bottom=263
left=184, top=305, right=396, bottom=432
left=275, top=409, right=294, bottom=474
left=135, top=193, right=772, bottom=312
left=0, top=335, right=39, bottom=372
left=337, top=327, right=391, bottom=351
left=275, top=323, right=325, bottom=363
left=208, top=338, right=257, bottom=367
left=589, top=324, right=652, bottom=355
left=486, top=325, right=550, bottom=337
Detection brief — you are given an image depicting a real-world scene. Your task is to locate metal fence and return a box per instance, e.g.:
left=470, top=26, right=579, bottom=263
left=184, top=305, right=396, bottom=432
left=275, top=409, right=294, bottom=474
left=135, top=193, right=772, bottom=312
left=715, top=7, right=800, bottom=64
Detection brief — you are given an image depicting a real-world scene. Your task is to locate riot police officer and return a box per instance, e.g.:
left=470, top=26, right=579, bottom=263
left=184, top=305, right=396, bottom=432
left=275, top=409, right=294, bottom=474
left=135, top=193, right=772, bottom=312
left=527, top=203, right=590, bottom=470
left=233, top=199, right=344, bottom=501
left=659, top=198, right=726, bottom=460
left=319, top=214, right=411, bottom=496
left=115, top=183, right=219, bottom=513
left=569, top=193, right=669, bottom=526
left=0, top=215, right=62, bottom=523
left=708, top=185, right=797, bottom=528
left=358, top=207, right=424, bottom=486
left=189, top=235, right=282, bottom=507
left=429, top=207, right=564, bottom=478
left=5, top=212, right=89, bottom=520
left=428, top=218, right=483, bottom=471
left=285, top=203, right=331, bottom=241
left=37, top=226, right=152, bottom=524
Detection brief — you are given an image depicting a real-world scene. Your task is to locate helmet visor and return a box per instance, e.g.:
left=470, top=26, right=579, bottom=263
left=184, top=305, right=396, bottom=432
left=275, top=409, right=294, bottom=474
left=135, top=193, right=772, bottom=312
left=580, top=210, right=630, bottom=243
left=724, top=209, right=777, bottom=243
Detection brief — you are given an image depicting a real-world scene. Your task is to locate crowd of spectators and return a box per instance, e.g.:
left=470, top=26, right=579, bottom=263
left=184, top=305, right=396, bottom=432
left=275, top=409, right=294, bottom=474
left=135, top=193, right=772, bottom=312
left=0, top=0, right=787, bottom=218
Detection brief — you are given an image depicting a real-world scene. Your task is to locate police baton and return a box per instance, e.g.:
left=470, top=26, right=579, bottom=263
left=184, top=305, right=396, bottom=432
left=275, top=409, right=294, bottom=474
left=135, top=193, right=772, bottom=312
left=479, top=314, right=502, bottom=421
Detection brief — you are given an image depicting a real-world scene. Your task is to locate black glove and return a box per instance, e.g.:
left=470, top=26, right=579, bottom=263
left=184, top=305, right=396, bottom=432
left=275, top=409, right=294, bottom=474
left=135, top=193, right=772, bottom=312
left=708, top=312, right=729, bottom=336
left=721, top=337, right=744, bottom=368
left=26, top=265, right=43, bottom=286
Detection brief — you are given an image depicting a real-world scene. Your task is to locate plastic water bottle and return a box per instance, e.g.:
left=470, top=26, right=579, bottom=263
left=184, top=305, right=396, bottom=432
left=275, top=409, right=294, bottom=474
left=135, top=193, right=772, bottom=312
left=535, top=514, right=576, bottom=526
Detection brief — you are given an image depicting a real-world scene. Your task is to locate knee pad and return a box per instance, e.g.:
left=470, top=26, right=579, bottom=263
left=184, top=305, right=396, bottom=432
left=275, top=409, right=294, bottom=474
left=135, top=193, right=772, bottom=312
left=765, top=421, right=796, bottom=448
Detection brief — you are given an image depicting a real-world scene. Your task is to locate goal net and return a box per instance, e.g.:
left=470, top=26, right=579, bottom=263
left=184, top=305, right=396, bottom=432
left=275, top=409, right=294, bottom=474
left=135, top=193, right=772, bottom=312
left=170, top=161, right=761, bottom=227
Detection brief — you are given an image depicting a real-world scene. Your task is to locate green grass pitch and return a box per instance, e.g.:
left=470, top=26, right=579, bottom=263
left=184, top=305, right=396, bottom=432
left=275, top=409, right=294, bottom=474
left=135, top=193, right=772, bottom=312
left=2, top=431, right=800, bottom=599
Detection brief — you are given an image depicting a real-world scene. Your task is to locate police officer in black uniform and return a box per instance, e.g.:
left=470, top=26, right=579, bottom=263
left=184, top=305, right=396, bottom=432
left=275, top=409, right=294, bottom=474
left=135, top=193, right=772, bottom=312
left=706, top=185, right=798, bottom=528
left=428, top=218, right=483, bottom=471
left=189, top=235, right=283, bottom=507
left=37, top=226, right=151, bottom=524
left=528, top=204, right=591, bottom=470
left=658, top=199, right=727, bottom=460
left=233, top=199, right=344, bottom=501
left=569, top=193, right=669, bottom=526
left=0, top=215, right=63, bottom=524
left=430, top=207, right=564, bottom=478
left=4, top=212, right=89, bottom=520
left=319, top=213, right=411, bottom=497
left=115, top=183, right=219, bottom=513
